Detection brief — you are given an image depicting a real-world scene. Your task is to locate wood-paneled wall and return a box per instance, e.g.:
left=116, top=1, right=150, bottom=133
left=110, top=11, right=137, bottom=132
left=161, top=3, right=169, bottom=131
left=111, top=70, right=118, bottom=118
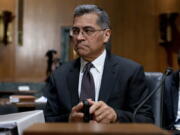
left=0, top=0, right=16, bottom=81
left=0, top=0, right=179, bottom=82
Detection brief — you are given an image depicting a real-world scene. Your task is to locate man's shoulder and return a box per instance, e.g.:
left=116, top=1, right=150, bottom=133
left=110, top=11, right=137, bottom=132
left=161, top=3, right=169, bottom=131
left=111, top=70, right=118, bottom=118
left=110, top=54, right=141, bottom=68
left=53, top=58, right=80, bottom=75
left=106, top=54, right=145, bottom=81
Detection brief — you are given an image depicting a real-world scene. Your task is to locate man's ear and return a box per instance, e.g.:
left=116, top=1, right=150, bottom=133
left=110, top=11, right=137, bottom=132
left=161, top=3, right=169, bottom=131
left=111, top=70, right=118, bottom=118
left=103, top=29, right=111, bottom=43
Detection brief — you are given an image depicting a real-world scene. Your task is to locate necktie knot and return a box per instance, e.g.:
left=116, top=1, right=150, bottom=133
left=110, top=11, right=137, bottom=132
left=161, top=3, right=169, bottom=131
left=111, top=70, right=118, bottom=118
left=83, top=62, right=93, bottom=72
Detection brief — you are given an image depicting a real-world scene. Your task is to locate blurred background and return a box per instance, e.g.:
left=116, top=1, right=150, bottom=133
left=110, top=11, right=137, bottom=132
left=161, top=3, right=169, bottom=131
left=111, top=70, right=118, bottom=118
left=0, top=0, right=180, bottom=82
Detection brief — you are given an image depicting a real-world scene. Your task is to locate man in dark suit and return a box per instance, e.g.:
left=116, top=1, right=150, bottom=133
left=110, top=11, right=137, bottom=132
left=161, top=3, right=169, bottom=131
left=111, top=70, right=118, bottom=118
left=44, top=4, right=153, bottom=123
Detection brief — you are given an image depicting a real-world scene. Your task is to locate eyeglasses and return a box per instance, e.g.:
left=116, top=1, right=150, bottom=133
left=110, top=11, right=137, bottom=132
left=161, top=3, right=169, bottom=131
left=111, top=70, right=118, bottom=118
left=70, top=26, right=105, bottom=37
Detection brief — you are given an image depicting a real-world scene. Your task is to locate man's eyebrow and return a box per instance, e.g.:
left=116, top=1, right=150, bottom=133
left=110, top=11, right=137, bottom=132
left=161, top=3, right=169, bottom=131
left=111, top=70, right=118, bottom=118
left=83, top=26, right=95, bottom=29
left=72, top=26, right=79, bottom=29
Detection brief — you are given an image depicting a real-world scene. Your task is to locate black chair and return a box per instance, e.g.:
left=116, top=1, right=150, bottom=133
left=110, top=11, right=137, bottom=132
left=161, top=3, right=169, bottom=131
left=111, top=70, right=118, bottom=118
left=145, top=72, right=163, bottom=127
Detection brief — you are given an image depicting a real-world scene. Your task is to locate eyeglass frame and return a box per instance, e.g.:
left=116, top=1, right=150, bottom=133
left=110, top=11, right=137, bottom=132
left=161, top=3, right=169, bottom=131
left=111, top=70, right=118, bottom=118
left=70, top=26, right=107, bottom=37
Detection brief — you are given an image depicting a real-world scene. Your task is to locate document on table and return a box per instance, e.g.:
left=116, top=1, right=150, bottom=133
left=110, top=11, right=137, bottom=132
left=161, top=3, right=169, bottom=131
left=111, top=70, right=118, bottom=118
left=0, top=110, right=45, bottom=135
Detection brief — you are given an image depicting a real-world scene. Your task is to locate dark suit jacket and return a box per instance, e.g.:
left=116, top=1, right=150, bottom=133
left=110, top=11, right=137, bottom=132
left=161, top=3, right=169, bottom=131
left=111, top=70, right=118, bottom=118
left=44, top=52, right=153, bottom=123
left=163, top=70, right=180, bottom=129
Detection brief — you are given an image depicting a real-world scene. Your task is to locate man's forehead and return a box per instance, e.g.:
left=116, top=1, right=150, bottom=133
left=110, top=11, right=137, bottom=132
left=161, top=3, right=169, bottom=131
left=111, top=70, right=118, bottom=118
left=73, top=13, right=99, bottom=27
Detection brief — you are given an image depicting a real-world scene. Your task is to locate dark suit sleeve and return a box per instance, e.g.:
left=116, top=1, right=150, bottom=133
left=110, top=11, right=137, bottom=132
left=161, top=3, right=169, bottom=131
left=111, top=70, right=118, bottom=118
left=115, top=66, right=153, bottom=123
left=44, top=74, right=69, bottom=122
left=163, top=73, right=178, bottom=129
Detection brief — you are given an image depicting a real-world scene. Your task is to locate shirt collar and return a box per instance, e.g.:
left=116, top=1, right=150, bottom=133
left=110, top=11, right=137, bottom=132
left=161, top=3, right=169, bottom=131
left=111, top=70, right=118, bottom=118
left=80, top=49, right=106, bottom=73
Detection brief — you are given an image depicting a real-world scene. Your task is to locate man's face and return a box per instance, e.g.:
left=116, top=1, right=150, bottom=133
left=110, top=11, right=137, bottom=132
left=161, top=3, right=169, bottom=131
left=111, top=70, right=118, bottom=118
left=72, top=13, right=111, bottom=61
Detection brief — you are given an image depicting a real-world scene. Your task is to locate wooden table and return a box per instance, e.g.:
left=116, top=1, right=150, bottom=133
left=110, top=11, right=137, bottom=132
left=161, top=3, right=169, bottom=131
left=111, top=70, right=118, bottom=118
left=0, top=90, right=36, bottom=96
left=0, top=98, right=36, bottom=113
left=0, top=97, right=36, bottom=107
left=23, top=123, right=170, bottom=135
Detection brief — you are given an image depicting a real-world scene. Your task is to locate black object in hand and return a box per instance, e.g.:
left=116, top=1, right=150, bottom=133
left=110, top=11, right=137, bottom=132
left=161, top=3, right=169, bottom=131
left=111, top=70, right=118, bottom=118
left=82, top=100, right=93, bottom=122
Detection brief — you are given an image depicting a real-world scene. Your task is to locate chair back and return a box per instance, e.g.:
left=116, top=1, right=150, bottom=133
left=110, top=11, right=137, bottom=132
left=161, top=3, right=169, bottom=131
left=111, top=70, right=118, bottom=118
left=145, top=72, right=163, bottom=127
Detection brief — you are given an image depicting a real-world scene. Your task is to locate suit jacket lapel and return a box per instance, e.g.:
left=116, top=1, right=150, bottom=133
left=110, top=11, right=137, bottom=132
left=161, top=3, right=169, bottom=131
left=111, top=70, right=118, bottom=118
left=98, top=53, right=118, bottom=102
left=67, top=59, right=80, bottom=107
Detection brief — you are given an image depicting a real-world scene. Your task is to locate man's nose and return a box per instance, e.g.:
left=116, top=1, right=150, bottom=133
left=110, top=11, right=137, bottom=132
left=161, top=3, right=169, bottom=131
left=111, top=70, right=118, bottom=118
left=76, top=31, right=85, bottom=40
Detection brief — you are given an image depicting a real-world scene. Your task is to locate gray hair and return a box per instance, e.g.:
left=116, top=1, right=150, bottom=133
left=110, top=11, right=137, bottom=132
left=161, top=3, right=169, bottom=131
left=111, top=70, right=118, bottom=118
left=73, top=4, right=110, bottom=29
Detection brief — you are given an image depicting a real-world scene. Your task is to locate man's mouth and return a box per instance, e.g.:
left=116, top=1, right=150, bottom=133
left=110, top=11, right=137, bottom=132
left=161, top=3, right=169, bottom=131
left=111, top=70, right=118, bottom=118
left=76, top=44, right=87, bottom=49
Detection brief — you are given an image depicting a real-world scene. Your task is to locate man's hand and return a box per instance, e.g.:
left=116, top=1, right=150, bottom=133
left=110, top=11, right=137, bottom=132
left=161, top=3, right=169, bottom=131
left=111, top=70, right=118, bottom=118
left=88, top=99, right=117, bottom=123
left=69, top=102, right=84, bottom=122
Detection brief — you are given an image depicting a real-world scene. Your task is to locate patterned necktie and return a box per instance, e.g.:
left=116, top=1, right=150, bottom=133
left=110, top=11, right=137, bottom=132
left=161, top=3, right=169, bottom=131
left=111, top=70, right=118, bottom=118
left=80, top=62, right=95, bottom=101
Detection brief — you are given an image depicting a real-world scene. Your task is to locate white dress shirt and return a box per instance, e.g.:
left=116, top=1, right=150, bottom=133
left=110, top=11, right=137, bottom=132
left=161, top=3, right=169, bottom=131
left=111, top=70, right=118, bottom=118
left=78, top=49, right=106, bottom=101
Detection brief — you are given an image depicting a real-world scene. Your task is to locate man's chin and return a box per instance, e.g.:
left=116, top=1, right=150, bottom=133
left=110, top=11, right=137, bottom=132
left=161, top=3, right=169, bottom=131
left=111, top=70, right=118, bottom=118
left=75, top=51, right=94, bottom=61
left=76, top=50, right=88, bottom=57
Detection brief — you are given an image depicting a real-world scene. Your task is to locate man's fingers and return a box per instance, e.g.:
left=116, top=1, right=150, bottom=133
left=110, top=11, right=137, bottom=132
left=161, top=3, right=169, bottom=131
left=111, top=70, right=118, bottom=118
left=72, top=102, right=83, bottom=112
left=88, top=101, right=117, bottom=123
left=69, top=102, right=84, bottom=122
left=94, top=104, right=108, bottom=117
left=95, top=108, right=109, bottom=122
left=87, top=99, right=95, bottom=105
left=90, top=101, right=104, bottom=114
left=69, top=112, right=84, bottom=122
left=89, top=120, right=97, bottom=124
left=71, top=112, right=84, bottom=118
